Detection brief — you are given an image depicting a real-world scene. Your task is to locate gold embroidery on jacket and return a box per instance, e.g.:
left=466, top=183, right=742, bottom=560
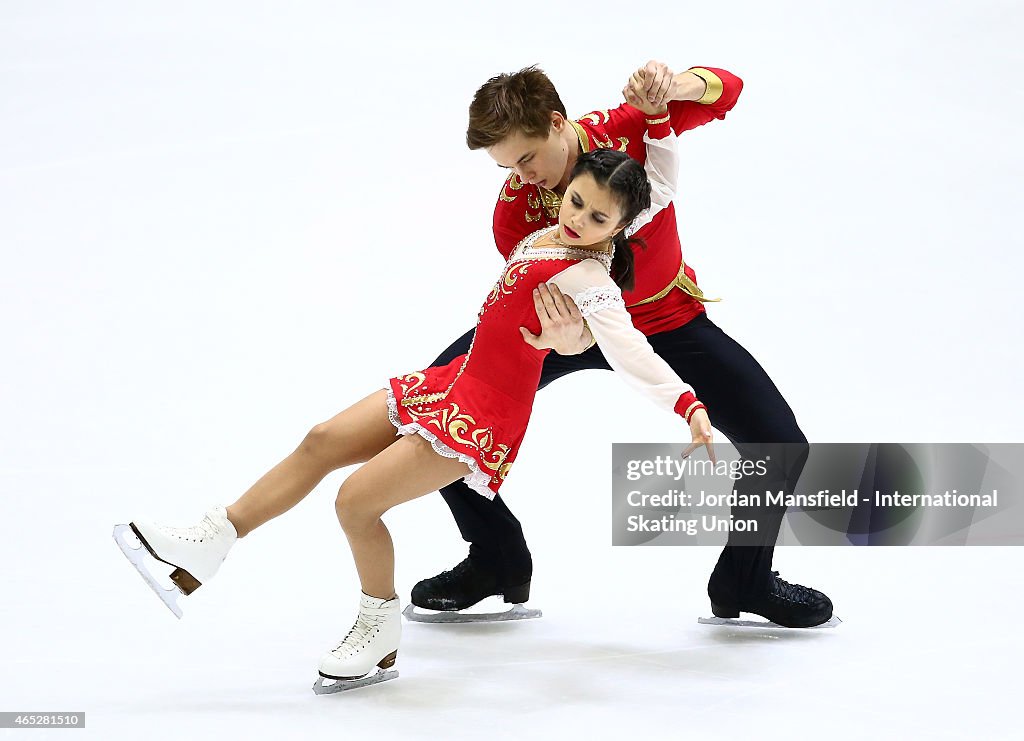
left=593, top=133, right=629, bottom=152
left=539, top=188, right=561, bottom=219
left=581, top=110, right=610, bottom=125
left=499, top=173, right=525, bottom=202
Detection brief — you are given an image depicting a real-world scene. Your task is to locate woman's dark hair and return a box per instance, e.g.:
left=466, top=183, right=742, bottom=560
left=569, top=150, right=650, bottom=291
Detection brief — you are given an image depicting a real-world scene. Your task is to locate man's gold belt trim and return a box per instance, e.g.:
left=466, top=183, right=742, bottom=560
left=625, top=261, right=721, bottom=308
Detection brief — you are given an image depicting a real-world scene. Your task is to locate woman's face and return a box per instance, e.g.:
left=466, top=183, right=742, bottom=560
left=556, top=172, right=625, bottom=248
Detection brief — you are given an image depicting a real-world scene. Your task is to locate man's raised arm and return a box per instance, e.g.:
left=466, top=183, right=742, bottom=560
left=628, top=61, right=743, bottom=135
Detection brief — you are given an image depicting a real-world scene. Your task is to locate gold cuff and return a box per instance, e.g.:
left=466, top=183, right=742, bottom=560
left=645, top=113, right=671, bottom=125
left=687, top=67, right=724, bottom=105
left=582, top=319, right=597, bottom=351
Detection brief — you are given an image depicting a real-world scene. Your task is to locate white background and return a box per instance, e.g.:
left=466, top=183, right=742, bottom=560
left=1, top=1, right=1022, bottom=739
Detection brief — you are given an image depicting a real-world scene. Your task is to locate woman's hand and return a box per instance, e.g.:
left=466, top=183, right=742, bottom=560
left=682, top=408, right=716, bottom=463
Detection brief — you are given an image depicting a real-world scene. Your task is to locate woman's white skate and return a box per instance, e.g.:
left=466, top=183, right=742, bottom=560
left=313, top=593, right=402, bottom=695
left=112, top=506, right=237, bottom=618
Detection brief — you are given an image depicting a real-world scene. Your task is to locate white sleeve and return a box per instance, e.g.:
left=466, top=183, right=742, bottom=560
left=548, top=260, right=694, bottom=413
left=625, top=132, right=679, bottom=237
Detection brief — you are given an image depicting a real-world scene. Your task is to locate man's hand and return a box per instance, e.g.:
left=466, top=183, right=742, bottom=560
left=632, top=60, right=676, bottom=108
left=623, top=80, right=667, bottom=117
left=520, top=283, right=592, bottom=355
left=626, top=60, right=708, bottom=110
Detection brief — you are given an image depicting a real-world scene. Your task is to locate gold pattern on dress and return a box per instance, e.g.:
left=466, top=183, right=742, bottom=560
left=527, top=193, right=540, bottom=210
left=471, top=426, right=494, bottom=451
left=401, top=390, right=447, bottom=406
left=580, top=110, right=609, bottom=126
left=403, top=400, right=513, bottom=482
left=395, top=225, right=619, bottom=486
left=396, top=372, right=427, bottom=403
left=687, top=67, right=724, bottom=105
left=482, top=445, right=513, bottom=476
left=525, top=211, right=541, bottom=222
left=487, top=262, right=534, bottom=306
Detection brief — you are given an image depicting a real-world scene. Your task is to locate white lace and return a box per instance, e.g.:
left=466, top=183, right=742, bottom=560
left=330, top=612, right=388, bottom=659
left=384, top=388, right=497, bottom=500
left=573, top=285, right=626, bottom=317
left=625, top=208, right=651, bottom=238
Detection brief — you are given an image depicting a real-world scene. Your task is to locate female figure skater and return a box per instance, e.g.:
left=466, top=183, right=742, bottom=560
left=114, top=89, right=712, bottom=691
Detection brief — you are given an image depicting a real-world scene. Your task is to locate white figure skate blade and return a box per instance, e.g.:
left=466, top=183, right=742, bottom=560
left=112, top=524, right=183, bottom=619
left=402, top=602, right=542, bottom=624
left=697, top=615, right=842, bottom=629
left=312, top=669, right=398, bottom=695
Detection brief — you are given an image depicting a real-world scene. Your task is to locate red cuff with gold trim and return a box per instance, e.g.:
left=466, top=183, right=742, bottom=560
left=674, top=392, right=706, bottom=423
left=645, top=111, right=672, bottom=139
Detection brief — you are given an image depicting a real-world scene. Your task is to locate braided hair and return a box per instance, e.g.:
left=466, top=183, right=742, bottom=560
left=568, top=149, right=650, bottom=291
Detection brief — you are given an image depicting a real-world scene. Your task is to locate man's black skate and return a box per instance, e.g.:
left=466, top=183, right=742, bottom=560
left=709, top=571, right=834, bottom=628
left=410, top=557, right=530, bottom=611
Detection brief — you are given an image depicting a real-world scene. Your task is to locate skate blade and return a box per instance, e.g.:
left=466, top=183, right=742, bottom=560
left=402, top=603, right=542, bottom=624
left=312, top=668, right=398, bottom=695
left=697, top=615, right=842, bottom=629
left=112, top=524, right=183, bottom=619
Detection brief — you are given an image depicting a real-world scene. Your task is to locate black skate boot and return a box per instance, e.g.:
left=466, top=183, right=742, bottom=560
left=411, top=557, right=531, bottom=611
left=711, top=571, right=833, bottom=628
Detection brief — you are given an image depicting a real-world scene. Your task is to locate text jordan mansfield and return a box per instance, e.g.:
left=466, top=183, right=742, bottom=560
left=623, top=488, right=999, bottom=536
left=625, top=489, right=999, bottom=508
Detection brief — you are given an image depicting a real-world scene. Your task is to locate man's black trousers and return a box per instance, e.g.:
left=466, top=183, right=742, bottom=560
left=427, top=312, right=808, bottom=603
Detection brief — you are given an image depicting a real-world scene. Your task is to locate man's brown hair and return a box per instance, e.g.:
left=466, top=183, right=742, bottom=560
left=466, top=66, right=567, bottom=150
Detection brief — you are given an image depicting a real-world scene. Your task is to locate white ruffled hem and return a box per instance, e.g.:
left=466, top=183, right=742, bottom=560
left=385, top=387, right=496, bottom=500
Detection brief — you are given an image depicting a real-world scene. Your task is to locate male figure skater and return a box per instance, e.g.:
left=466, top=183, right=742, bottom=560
left=412, top=62, right=832, bottom=628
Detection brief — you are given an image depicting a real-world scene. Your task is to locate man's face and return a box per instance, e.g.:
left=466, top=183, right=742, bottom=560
left=487, top=119, right=569, bottom=191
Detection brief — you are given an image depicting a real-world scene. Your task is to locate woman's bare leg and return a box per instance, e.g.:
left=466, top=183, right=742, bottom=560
left=226, top=390, right=398, bottom=538
left=334, top=435, right=471, bottom=599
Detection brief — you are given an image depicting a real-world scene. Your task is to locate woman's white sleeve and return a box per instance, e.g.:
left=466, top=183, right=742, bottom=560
left=625, top=132, right=679, bottom=237
left=549, top=260, right=694, bottom=413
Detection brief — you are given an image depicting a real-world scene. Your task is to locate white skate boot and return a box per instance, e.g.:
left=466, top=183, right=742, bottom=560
left=313, top=593, right=401, bottom=694
left=113, top=506, right=237, bottom=618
